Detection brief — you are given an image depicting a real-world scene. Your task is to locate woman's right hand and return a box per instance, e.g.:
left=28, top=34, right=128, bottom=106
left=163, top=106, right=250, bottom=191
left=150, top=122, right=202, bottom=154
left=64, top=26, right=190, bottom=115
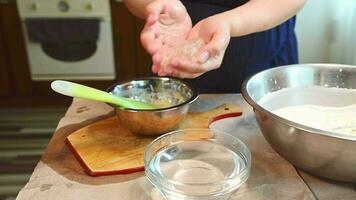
left=140, top=0, right=192, bottom=73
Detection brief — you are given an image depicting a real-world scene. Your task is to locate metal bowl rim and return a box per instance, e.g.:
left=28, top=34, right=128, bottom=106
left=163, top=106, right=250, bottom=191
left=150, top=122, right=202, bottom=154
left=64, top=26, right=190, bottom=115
left=241, top=63, right=356, bottom=141
left=106, top=76, right=199, bottom=112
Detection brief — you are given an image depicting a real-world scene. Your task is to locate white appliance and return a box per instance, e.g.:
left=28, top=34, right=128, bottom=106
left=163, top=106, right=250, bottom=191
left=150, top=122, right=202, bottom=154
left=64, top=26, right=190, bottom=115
left=17, top=0, right=116, bottom=80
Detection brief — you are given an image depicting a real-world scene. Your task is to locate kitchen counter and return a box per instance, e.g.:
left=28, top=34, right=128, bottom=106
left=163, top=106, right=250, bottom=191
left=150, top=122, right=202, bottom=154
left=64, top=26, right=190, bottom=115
left=16, top=94, right=356, bottom=199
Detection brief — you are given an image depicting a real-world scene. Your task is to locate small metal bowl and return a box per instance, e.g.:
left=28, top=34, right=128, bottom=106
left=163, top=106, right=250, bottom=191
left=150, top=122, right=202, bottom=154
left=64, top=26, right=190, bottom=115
left=242, top=63, right=356, bottom=182
left=107, top=77, right=198, bottom=136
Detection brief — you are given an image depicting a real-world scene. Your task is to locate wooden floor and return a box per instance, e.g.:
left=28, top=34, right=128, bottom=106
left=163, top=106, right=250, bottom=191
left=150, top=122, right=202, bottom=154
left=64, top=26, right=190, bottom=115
left=0, top=107, right=67, bottom=200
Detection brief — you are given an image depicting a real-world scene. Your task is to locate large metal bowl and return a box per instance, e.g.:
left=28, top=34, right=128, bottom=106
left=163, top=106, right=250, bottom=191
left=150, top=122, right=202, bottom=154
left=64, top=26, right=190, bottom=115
left=242, top=63, right=356, bottom=182
left=107, top=77, right=198, bottom=136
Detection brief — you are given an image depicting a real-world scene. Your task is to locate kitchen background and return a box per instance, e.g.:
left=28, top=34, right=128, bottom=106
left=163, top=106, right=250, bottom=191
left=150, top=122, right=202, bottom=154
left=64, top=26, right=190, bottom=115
left=0, top=0, right=355, bottom=199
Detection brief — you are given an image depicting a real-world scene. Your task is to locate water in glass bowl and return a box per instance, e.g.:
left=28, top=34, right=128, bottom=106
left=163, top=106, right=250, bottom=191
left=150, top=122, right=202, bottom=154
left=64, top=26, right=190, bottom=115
left=147, top=140, right=248, bottom=198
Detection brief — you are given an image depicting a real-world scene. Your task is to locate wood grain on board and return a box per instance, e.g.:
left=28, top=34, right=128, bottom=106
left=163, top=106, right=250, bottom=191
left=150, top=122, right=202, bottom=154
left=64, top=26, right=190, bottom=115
left=66, top=104, right=242, bottom=176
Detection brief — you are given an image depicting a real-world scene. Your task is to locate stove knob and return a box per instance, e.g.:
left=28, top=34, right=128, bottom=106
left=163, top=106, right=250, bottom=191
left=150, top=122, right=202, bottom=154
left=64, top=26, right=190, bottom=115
left=58, top=1, right=70, bottom=12
left=86, top=2, right=93, bottom=11
left=31, top=3, right=38, bottom=11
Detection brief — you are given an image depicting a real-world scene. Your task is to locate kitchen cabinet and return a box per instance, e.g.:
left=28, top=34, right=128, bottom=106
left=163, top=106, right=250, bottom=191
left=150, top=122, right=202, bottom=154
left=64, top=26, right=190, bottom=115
left=0, top=1, right=152, bottom=107
left=111, top=2, right=152, bottom=78
left=0, top=10, right=11, bottom=95
left=111, top=2, right=139, bottom=80
left=134, top=19, right=153, bottom=77
left=0, top=2, right=32, bottom=96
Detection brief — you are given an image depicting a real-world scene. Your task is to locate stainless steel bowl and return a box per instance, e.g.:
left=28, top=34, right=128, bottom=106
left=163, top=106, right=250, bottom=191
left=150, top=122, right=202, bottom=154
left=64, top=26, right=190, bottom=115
left=107, top=77, right=198, bottom=136
left=242, top=63, right=356, bottom=182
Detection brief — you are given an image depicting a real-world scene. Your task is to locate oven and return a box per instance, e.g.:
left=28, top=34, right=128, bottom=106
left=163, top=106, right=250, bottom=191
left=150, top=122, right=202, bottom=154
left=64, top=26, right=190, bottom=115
left=17, top=0, right=116, bottom=80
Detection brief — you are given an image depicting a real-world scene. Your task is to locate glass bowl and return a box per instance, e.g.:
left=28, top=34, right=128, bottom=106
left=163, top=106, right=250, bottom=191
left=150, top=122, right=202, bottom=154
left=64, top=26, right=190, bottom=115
left=144, top=129, right=251, bottom=200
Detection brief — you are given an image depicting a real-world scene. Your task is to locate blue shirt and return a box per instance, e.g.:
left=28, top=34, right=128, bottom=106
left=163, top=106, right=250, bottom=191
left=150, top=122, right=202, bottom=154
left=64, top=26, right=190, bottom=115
left=181, top=0, right=298, bottom=93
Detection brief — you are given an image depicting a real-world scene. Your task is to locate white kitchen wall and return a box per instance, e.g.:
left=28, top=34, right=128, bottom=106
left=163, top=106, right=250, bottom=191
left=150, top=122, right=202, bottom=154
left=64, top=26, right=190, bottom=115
left=328, top=0, right=356, bottom=65
left=296, top=0, right=356, bottom=65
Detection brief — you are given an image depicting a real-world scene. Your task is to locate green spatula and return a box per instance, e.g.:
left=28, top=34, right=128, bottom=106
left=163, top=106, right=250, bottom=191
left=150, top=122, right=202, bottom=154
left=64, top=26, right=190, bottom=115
left=51, top=80, right=157, bottom=110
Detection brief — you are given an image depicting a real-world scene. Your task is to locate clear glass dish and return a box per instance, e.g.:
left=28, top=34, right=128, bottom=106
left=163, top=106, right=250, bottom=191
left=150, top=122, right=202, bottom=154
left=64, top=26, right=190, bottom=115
left=144, top=129, right=251, bottom=200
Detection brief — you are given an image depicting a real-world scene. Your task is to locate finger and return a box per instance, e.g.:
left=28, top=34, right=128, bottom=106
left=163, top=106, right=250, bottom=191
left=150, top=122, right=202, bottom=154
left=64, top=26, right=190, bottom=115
left=146, top=15, right=157, bottom=25
left=140, top=28, right=161, bottom=55
left=197, top=51, right=209, bottom=63
left=157, top=62, right=203, bottom=79
left=169, top=68, right=203, bottom=79
left=198, top=31, right=229, bottom=63
left=152, top=53, right=163, bottom=64
left=157, top=66, right=172, bottom=76
left=187, top=23, right=201, bottom=39
left=159, top=52, right=173, bottom=69
left=164, top=2, right=187, bottom=22
left=170, top=57, right=206, bottom=74
left=152, top=63, right=160, bottom=74
left=158, top=59, right=174, bottom=75
left=170, top=50, right=223, bottom=74
left=145, top=0, right=166, bottom=23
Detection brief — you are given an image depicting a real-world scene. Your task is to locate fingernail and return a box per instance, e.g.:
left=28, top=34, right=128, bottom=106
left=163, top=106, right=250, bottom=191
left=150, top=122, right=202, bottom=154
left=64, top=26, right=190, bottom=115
left=152, top=65, right=159, bottom=73
left=153, top=54, right=161, bottom=63
left=199, top=51, right=209, bottom=63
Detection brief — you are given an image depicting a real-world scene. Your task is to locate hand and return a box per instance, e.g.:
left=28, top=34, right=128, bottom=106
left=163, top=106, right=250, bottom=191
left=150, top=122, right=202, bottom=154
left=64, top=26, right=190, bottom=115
left=158, top=14, right=231, bottom=78
left=140, top=0, right=192, bottom=72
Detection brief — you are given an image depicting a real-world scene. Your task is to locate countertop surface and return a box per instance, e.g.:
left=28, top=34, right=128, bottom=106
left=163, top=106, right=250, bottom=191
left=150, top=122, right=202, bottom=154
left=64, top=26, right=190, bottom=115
left=16, top=94, right=356, bottom=200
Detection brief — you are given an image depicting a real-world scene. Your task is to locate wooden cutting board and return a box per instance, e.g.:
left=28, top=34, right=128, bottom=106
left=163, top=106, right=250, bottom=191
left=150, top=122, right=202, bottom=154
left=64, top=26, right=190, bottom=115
left=66, top=104, right=242, bottom=176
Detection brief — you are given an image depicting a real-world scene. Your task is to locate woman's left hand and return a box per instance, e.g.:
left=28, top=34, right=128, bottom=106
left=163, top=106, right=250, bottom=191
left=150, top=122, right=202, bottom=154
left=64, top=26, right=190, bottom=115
left=158, top=14, right=231, bottom=78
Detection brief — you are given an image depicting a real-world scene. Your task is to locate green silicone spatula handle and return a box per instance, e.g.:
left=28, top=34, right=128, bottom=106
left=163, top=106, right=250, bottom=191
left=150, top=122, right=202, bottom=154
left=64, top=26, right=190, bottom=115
left=51, top=80, right=157, bottom=110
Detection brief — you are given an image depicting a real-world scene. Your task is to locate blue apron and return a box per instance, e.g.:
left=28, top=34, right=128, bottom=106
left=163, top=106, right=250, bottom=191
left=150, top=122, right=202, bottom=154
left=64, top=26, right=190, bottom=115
left=181, top=0, right=298, bottom=93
